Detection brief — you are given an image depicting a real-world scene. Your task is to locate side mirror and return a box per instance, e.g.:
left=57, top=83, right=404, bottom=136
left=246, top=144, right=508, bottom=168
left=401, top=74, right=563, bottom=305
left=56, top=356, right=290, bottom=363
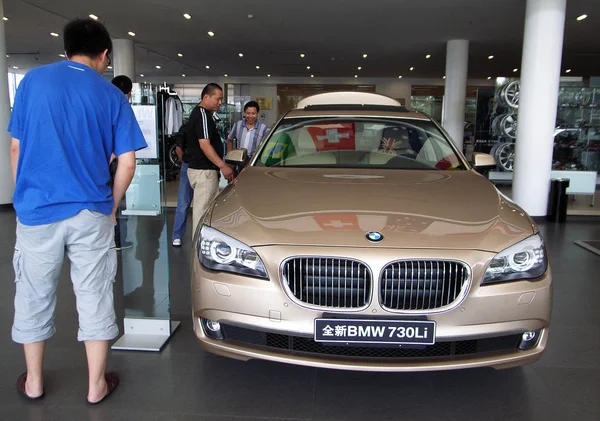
left=472, top=152, right=496, bottom=173
left=225, top=148, right=249, bottom=166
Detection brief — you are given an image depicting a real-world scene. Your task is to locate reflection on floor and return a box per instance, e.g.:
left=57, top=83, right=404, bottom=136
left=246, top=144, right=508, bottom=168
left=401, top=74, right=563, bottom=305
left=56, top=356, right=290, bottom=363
left=0, top=207, right=598, bottom=420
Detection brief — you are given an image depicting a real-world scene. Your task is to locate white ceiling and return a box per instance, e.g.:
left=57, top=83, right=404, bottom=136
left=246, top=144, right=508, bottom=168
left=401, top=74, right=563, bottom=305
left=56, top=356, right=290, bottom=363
left=3, top=0, right=599, bottom=80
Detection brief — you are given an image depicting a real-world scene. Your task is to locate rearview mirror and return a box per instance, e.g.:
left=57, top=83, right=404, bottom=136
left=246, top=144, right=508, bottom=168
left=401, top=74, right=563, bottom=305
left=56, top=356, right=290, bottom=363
left=225, top=148, right=249, bottom=166
left=472, top=152, right=496, bottom=173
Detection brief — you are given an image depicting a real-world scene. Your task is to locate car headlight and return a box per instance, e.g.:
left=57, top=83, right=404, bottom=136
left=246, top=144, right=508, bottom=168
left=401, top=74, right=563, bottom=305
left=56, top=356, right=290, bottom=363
left=482, top=234, right=548, bottom=285
left=198, top=225, right=268, bottom=279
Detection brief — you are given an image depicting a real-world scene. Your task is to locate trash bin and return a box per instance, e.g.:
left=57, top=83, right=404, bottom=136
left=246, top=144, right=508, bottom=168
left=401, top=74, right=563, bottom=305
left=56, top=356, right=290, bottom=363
left=546, top=178, right=570, bottom=222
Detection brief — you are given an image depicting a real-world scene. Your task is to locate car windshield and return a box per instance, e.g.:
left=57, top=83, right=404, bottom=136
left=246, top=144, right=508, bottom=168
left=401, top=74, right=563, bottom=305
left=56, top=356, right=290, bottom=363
left=255, top=117, right=466, bottom=170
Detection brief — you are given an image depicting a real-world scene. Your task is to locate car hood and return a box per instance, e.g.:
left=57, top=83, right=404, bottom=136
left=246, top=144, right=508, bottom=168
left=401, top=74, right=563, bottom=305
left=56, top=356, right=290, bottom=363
left=209, top=167, right=535, bottom=252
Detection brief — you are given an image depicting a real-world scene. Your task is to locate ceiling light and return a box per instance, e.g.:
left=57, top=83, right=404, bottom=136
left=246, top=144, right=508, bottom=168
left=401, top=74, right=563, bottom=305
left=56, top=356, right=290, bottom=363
left=12, top=66, right=18, bottom=69
left=3, top=17, right=8, bottom=21
left=300, top=53, right=305, bottom=58
left=208, top=31, right=215, bottom=37
left=205, top=65, right=210, bottom=69
left=183, top=13, right=192, bottom=19
left=6, top=54, right=9, bottom=58
left=410, top=67, right=414, bottom=71
left=178, top=53, right=183, bottom=57
left=256, top=65, right=260, bottom=69
left=566, top=69, right=572, bottom=73
left=155, top=65, right=161, bottom=69
left=238, top=53, right=244, bottom=57
left=128, top=31, right=136, bottom=37
left=182, top=74, right=186, bottom=77
left=311, top=74, right=314, bottom=78
left=488, top=55, right=494, bottom=59
left=224, top=74, right=228, bottom=77
left=576, top=14, right=587, bottom=21
left=107, top=66, right=112, bottom=69
left=247, top=14, right=254, bottom=19
left=89, top=14, right=98, bottom=20
left=306, top=66, right=311, bottom=70
left=140, top=74, right=144, bottom=77
left=426, top=54, right=431, bottom=59
left=398, top=75, right=402, bottom=79
left=354, top=75, right=358, bottom=78
left=50, top=32, right=59, bottom=37
left=443, top=76, right=446, bottom=79
left=357, top=66, right=362, bottom=70
left=362, top=53, right=367, bottom=58
left=267, top=74, right=271, bottom=77
left=513, top=68, right=518, bottom=72
left=59, top=54, right=65, bottom=58
left=487, top=76, right=492, bottom=80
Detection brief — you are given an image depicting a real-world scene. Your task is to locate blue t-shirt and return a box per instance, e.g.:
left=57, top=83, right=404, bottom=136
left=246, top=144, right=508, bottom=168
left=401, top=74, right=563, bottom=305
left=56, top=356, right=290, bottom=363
left=8, top=61, right=147, bottom=226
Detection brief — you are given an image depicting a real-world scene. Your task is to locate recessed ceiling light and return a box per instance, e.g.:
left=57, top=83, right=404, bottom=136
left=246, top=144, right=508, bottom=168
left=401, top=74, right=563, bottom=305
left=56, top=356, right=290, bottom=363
left=426, top=54, right=431, bottom=59
left=12, top=66, right=18, bottom=69
left=306, top=66, right=311, bottom=70
left=50, top=32, right=59, bottom=37
left=89, top=14, right=98, bottom=20
left=566, top=69, right=572, bottom=73
left=140, top=74, right=144, bottom=77
left=487, top=76, right=492, bottom=80
left=354, top=75, right=358, bottom=78
left=576, top=14, right=587, bottom=21
left=267, top=74, right=271, bottom=77
left=207, top=31, right=215, bottom=37
left=488, top=55, right=494, bottom=59
left=247, top=14, right=254, bottom=19
left=362, top=53, right=367, bottom=58
left=398, top=75, right=402, bottom=79
left=513, top=68, right=518, bottom=72
left=6, top=54, right=9, bottom=58
left=3, top=17, right=8, bottom=21
left=205, top=65, right=210, bottom=69
left=59, top=54, right=65, bottom=58
left=155, top=65, right=161, bottom=69
left=183, top=13, right=192, bottom=19
left=224, top=74, right=228, bottom=77
left=357, top=66, right=362, bottom=70
left=443, top=76, right=446, bottom=79
left=182, top=74, right=186, bottom=77
left=128, top=31, right=136, bottom=37
left=255, top=65, right=260, bottom=69
left=311, top=74, right=314, bottom=78
left=238, top=53, right=244, bottom=57
left=300, top=53, right=305, bottom=58
left=409, top=67, right=414, bottom=71
left=107, top=66, right=112, bottom=69
left=178, top=53, right=183, bottom=57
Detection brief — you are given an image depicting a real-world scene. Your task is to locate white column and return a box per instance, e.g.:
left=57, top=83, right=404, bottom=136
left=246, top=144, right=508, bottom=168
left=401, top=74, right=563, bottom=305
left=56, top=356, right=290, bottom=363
left=0, top=0, right=13, bottom=205
left=442, top=39, right=469, bottom=152
left=113, top=39, right=135, bottom=81
left=513, top=0, right=566, bottom=216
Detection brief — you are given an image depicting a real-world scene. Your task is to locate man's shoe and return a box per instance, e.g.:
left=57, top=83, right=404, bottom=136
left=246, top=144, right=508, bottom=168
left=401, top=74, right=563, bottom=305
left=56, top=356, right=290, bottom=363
left=172, top=238, right=182, bottom=247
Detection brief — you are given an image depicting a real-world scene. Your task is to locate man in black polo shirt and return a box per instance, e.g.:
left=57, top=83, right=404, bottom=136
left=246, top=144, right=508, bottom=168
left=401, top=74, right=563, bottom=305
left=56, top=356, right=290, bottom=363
left=186, top=83, right=233, bottom=233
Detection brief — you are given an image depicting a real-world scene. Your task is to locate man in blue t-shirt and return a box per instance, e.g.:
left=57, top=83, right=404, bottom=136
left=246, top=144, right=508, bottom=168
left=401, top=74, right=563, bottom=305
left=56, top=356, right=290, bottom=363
left=8, top=19, right=146, bottom=405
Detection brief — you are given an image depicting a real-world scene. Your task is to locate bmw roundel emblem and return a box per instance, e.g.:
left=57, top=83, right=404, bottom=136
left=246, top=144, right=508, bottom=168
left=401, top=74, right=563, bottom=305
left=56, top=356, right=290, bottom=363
left=366, top=232, right=384, bottom=242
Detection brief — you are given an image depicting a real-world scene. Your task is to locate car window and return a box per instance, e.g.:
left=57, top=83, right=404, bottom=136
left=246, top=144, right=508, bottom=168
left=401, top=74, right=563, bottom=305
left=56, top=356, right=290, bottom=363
left=256, top=117, right=466, bottom=170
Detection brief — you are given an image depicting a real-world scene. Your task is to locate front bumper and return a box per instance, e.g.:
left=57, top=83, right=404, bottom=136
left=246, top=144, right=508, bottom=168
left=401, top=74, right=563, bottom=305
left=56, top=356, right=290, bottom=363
left=191, top=246, right=552, bottom=372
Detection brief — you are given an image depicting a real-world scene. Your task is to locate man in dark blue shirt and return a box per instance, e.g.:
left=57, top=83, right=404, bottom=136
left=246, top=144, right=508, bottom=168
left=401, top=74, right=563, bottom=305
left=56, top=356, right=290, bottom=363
left=9, top=19, right=146, bottom=404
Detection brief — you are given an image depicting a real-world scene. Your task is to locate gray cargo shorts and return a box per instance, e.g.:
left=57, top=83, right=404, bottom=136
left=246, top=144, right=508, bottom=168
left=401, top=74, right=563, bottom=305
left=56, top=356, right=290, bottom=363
left=12, top=209, right=119, bottom=344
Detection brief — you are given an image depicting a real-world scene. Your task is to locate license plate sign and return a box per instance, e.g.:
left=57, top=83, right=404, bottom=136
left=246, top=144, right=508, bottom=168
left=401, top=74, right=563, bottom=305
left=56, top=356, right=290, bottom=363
left=314, top=319, right=436, bottom=345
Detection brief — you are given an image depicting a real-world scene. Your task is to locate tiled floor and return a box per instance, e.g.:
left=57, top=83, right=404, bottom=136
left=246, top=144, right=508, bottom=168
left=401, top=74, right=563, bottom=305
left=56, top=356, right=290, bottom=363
left=0, top=207, right=599, bottom=421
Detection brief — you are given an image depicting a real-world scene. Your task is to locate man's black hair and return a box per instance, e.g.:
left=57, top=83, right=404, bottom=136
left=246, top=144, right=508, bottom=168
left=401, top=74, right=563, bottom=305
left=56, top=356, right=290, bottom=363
left=64, top=18, right=112, bottom=58
left=201, top=83, right=223, bottom=99
left=244, top=101, right=260, bottom=113
left=111, top=75, right=133, bottom=95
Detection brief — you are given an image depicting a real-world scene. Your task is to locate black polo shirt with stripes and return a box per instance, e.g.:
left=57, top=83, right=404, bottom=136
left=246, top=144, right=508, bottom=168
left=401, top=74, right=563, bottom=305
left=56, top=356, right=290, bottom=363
left=185, top=105, right=223, bottom=170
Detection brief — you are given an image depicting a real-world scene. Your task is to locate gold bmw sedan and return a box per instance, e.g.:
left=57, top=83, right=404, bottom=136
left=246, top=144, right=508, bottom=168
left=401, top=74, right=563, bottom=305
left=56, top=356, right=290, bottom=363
left=191, top=92, right=551, bottom=372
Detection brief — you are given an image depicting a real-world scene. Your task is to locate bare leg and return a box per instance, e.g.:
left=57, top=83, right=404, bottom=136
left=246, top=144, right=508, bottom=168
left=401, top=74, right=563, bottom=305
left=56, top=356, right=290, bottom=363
left=84, top=340, right=109, bottom=403
left=23, top=341, right=45, bottom=398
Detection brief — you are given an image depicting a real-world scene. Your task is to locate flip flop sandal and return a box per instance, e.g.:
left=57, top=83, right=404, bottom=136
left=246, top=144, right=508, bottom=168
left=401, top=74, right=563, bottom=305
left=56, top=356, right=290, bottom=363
left=86, top=372, right=119, bottom=406
left=16, top=373, right=45, bottom=401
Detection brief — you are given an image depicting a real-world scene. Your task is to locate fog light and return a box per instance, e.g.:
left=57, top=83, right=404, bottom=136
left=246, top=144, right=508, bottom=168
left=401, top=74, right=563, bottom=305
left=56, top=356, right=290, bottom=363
left=518, top=329, right=541, bottom=350
left=200, top=318, right=224, bottom=340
